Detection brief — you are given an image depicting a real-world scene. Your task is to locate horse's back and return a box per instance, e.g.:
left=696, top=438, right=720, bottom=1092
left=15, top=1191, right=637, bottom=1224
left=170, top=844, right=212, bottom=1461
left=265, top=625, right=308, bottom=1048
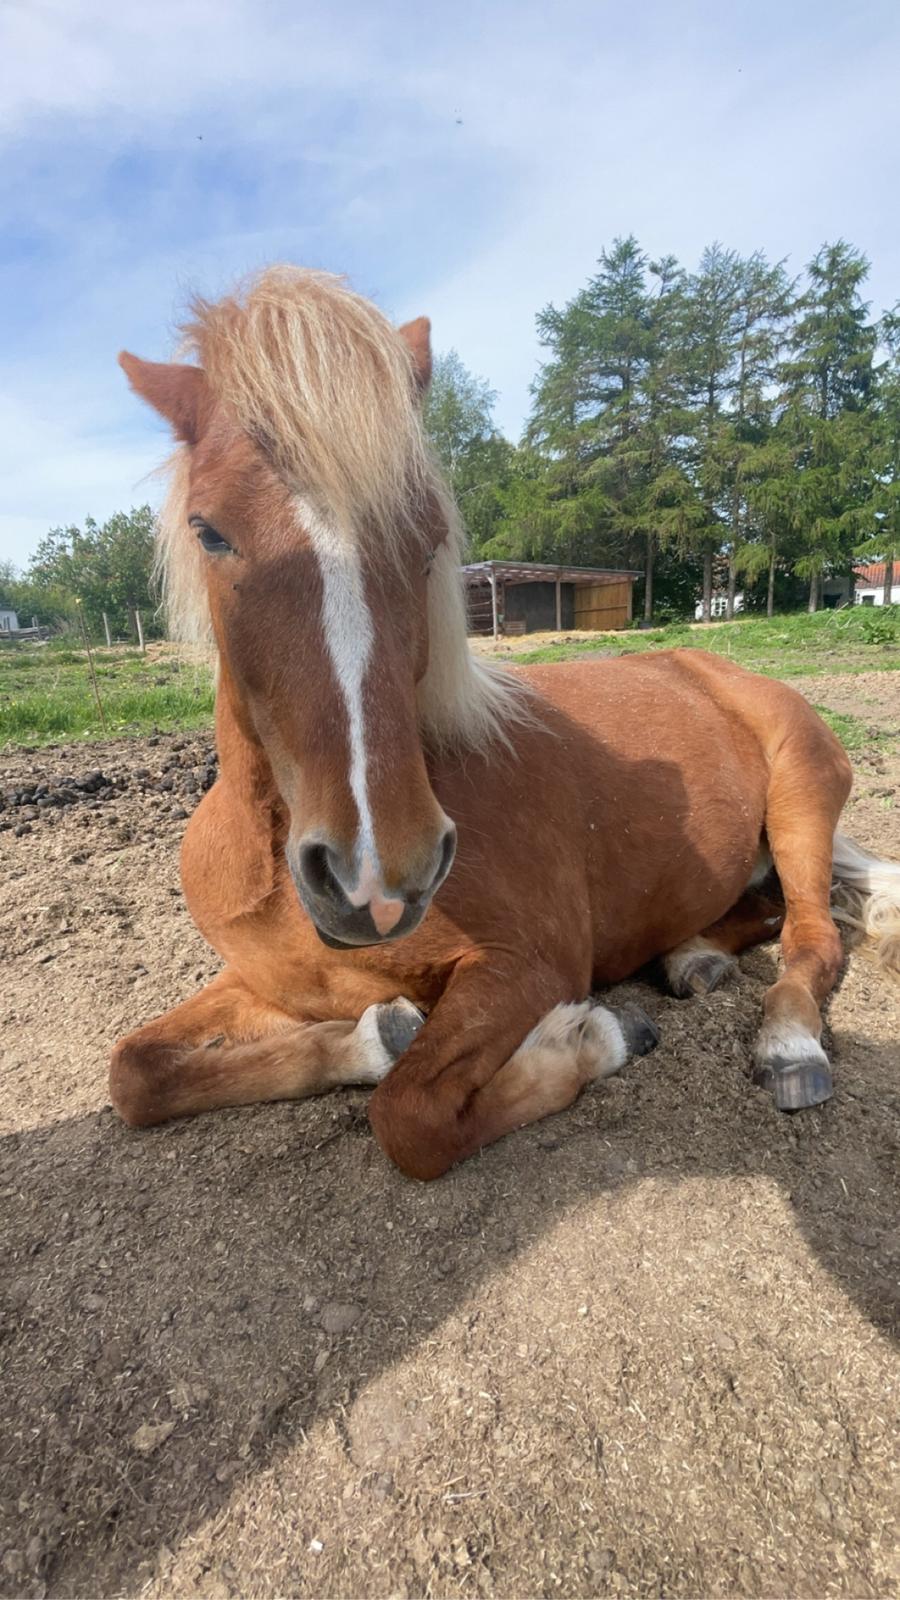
left=518, top=646, right=833, bottom=759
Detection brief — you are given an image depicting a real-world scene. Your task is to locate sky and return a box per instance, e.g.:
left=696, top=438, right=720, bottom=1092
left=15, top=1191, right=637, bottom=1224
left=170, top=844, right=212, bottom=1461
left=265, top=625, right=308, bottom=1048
left=2, top=0, right=899, bottom=569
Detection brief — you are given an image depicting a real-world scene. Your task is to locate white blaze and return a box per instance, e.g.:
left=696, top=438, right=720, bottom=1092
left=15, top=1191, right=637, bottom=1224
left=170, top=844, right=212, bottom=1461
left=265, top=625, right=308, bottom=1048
left=297, top=499, right=403, bottom=933
left=297, top=497, right=376, bottom=858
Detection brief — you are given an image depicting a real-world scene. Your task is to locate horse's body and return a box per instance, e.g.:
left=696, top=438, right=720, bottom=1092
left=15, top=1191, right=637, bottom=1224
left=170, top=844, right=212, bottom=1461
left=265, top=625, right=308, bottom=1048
left=110, top=268, right=900, bottom=1178
left=185, top=652, right=803, bottom=1009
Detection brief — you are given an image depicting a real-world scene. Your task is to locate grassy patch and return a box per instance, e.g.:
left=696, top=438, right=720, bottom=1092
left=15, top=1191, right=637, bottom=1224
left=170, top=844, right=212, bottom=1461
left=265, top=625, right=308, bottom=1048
left=2, top=608, right=898, bottom=750
left=0, top=642, right=214, bottom=747
left=509, top=606, right=900, bottom=678
left=811, top=705, right=895, bottom=752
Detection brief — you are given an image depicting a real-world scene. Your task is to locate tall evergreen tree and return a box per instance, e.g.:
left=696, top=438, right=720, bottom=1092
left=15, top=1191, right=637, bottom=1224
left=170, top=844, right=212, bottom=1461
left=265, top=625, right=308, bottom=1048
left=778, top=241, right=877, bottom=610
left=679, top=244, right=745, bottom=622
left=851, top=305, right=900, bottom=603
left=715, top=253, right=793, bottom=617
left=525, top=238, right=693, bottom=602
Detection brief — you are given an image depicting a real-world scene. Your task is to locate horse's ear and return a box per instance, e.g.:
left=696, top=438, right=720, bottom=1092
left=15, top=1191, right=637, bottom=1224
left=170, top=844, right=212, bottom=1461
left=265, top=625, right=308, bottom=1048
left=118, top=353, right=210, bottom=445
left=398, top=317, right=432, bottom=393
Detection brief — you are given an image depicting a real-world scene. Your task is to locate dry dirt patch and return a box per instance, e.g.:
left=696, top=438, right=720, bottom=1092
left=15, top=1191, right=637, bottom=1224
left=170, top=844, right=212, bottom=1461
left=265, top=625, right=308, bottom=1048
left=0, top=682, right=898, bottom=1599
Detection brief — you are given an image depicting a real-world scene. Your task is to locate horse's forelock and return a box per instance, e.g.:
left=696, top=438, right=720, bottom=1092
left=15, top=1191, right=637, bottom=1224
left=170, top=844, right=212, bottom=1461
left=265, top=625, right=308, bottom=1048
left=180, top=267, right=434, bottom=556
left=153, top=267, right=531, bottom=750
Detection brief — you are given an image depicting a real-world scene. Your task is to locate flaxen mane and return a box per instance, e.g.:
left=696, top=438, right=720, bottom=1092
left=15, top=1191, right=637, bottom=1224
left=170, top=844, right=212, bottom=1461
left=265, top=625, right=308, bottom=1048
left=154, top=266, right=529, bottom=751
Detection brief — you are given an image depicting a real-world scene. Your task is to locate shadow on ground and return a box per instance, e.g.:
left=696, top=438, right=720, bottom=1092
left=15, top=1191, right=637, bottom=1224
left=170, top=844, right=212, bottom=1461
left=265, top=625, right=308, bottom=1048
left=1, top=977, right=897, bottom=1597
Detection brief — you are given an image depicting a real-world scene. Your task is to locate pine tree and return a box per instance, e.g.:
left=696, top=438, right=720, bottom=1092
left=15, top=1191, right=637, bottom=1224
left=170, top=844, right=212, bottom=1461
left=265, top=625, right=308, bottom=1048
left=526, top=238, right=692, bottom=601
left=678, top=245, right=747, bottom=622
left=851, top=306, right=900, bottom=603
left=714, top=254, right=793, bottom=617
left=779, top=242, right=877, bottom=610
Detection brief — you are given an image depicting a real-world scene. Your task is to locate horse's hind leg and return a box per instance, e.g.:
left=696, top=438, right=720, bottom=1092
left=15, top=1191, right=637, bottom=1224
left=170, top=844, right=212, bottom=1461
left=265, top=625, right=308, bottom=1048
left=109, top=969, right=424, bottom=1127
left=754, top=735, right=852, bottom=1111
left=664, top=886, right=785, bottom=997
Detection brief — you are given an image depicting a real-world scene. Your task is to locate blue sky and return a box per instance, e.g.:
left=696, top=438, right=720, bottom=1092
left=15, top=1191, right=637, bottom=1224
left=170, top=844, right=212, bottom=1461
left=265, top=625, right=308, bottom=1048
left=2, top=0, right=899, bottom=567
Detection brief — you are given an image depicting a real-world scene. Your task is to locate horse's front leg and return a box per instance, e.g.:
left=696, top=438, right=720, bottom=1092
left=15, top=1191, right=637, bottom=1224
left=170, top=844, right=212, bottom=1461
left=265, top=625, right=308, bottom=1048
left=368, top=956, right=658, bottom=1180
left=109, top=968, right=424, bottom=1128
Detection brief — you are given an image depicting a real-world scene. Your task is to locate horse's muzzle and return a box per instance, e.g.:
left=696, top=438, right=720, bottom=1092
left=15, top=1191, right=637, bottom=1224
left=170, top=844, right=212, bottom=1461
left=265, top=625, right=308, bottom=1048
left=287, top=826, right=456, bottom=948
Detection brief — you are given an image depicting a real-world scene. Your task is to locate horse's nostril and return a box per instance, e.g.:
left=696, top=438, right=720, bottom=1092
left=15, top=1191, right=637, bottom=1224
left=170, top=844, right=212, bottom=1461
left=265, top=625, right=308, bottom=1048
left=299, top=841, right=342, bottom=901
left=434, top=823, right=457, bottom=888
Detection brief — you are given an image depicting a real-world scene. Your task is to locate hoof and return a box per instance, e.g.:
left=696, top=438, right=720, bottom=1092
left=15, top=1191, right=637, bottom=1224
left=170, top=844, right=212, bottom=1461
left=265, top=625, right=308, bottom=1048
left=612, top=1003, right=660, bottom=1058
left=373, top=998, right=426, bottom=1060
left=668, top=950, right=737, bottom=999
left=754, top=1057, right=834, bottom=1111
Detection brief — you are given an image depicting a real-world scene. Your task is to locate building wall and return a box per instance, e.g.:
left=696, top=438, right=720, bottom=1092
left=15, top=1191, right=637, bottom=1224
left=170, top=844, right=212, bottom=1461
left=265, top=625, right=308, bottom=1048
left=0, top=610, right=19, bottom=632
left=855, top=585, right=900, bottom=606
left=573, top=580, right=632, bottom=630
left=694, top=593, right=745, bottom=621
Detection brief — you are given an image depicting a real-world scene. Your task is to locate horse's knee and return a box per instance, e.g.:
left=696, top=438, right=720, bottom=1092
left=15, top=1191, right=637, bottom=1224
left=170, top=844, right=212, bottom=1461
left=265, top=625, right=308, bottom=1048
left=108, top=1038, right=175, bottom=1128
left=368, top=1077, right=459, bottom=1181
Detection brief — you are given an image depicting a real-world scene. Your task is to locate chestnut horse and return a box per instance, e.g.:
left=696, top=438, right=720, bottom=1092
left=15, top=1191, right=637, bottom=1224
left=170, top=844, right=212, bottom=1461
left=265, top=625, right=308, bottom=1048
left=111, top=268, right=900, bottom=1180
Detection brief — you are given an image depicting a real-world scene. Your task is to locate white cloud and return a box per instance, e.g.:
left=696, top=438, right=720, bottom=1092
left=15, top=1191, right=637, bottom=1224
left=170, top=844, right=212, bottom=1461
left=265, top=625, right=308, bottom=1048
left=1, top=0, right=898, bottom=564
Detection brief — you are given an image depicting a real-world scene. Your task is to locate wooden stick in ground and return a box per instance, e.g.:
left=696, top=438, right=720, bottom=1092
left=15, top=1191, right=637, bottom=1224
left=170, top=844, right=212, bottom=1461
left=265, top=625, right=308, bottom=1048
left=102, top=611, right=111, bottom=648
left=76, top=600, right=107, bottom=731
left=135, top=608, right=145, bottom=652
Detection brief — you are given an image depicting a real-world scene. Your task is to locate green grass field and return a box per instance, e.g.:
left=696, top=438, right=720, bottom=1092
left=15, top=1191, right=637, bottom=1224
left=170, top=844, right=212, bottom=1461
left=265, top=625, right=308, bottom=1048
left=0, top=641, right=214, bottom=746
left=509, top=604, right=900, bottom=677
left=1, top=608, right=897, bottom=749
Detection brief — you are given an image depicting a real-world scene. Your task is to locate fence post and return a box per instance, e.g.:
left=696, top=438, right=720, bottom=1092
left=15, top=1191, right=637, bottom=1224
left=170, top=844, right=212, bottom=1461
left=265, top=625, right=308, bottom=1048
left=102, top=611, right=112, bottom=648
left=135, top=609, right=145, bottom=652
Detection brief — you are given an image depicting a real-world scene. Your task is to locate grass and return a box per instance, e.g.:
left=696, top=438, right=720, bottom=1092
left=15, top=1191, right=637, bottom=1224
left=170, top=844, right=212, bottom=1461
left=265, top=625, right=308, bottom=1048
left=1, top=608, right=897, bottom=750
left=510, top=605, right=900, bottom=678
left=811, top=706, right=893, bottom=752
left=0, top=641, right=214, bottom=747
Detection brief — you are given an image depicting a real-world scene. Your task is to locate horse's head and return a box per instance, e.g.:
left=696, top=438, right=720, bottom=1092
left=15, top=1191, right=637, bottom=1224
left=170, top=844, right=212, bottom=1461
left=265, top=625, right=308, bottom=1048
left=119, top=271, right=472, bottom=948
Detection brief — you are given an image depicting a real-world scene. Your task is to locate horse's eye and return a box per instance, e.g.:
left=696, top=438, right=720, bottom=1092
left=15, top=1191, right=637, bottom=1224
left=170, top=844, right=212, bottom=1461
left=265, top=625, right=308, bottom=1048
left=189, top=517, right=232, bottom=554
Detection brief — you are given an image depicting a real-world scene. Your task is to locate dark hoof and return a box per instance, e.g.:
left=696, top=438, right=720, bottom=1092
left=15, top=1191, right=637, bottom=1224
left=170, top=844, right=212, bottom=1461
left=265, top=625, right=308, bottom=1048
left=374, top=998, right=426, bottom=1061
left=613, top=1003, right=660, bottom=1058
left=670, top=951, right=736, bottom=999
left=755, top=1057, right=834, bottom=1112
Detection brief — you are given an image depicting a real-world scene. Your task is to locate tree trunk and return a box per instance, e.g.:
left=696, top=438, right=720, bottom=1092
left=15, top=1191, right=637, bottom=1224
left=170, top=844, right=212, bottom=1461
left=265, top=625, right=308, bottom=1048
left=807, top=570, right=819, bottom=614
left=767, top=545, right=776, bottom=618
left=644, top=532, right=654, bottom=622
left=726, top=556, right=737, bottom=621
left=702, top=547, right=713, bottom=623
left=884, top=554, right=895, bottom=606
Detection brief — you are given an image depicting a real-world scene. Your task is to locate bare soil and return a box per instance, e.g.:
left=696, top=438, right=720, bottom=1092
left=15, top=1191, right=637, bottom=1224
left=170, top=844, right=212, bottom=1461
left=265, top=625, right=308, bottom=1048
left=1, top=675, right=898, bottom=1599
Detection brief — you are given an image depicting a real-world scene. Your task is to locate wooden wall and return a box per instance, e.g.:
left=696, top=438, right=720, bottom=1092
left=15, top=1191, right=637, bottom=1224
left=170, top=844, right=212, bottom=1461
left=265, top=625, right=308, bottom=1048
left=573, top=580, right=633, bottom=631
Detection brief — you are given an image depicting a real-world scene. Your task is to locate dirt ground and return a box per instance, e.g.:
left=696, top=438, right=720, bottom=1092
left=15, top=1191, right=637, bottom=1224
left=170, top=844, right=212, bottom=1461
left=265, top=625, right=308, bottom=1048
left=1, top=672, right=898, bottom=1599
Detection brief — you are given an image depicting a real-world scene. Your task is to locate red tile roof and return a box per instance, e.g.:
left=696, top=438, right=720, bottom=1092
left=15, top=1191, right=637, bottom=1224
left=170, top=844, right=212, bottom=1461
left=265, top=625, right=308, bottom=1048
left=855, top=562, right=897, bottom=588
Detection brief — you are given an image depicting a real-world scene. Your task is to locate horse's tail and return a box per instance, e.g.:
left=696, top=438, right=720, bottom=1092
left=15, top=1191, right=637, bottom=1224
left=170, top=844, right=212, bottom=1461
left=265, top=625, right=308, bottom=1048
left=831, top=831, right=900, bottom=978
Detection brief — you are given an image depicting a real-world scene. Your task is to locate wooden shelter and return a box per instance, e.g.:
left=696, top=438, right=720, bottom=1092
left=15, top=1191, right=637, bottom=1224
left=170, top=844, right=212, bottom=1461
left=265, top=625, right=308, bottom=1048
left=461, top=561, right=638, bottom=639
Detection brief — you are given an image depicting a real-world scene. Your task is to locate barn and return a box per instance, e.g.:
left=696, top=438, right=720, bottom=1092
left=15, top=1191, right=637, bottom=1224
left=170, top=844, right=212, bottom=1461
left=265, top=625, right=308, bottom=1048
left=462, top=561, right=637, bottom=638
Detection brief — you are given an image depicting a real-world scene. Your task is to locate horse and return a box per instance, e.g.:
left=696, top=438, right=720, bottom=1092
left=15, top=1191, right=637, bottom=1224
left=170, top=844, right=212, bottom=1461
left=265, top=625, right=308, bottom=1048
left=111, top=267, right=900, bottom=1180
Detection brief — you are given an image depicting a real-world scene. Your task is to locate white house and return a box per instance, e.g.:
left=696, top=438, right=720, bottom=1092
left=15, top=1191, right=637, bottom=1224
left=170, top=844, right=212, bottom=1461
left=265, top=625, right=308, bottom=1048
left=0, top=608, right=18, bottom=634
left=694, top=592, right=745, bottom=621
left=854, top=563, right=900, bottom=606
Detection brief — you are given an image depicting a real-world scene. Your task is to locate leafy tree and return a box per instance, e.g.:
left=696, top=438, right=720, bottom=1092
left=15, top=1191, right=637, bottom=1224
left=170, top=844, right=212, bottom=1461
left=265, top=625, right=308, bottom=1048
left=423, top=352, right=514, bottom=553
left=26, top=506, right=159, bottom=637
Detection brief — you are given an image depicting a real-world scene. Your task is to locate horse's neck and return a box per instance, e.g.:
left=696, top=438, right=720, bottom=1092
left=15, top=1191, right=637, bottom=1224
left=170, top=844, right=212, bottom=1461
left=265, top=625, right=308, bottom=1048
left=214, top=671, right=283, bottom=845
